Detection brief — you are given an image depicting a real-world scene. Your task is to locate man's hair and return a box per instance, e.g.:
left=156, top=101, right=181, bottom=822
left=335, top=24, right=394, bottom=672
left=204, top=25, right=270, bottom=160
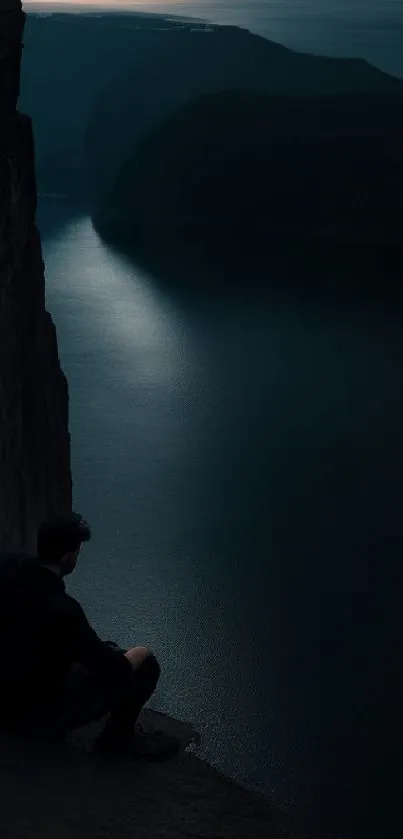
left=37, top=512, right=91, bottom=564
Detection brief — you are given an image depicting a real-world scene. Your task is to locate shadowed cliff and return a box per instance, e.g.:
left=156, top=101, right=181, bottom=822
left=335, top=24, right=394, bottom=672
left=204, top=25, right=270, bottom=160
left=84, top=21, right=403, bottom=206
left=0, top=0, right=72, bottom=552
left=93, top=88, right=403, bottom=301
left=17, top=10, right=403, bottom=201
left=0, top=710, right=341, bottom=839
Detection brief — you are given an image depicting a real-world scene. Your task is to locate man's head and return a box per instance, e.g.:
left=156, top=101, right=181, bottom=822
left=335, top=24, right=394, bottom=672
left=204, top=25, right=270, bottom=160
left=37, top=512, right=91, bottom=577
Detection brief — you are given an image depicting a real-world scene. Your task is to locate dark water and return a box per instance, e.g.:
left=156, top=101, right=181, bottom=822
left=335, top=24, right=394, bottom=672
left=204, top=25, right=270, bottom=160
left=37, top=197, right=403, bottom=837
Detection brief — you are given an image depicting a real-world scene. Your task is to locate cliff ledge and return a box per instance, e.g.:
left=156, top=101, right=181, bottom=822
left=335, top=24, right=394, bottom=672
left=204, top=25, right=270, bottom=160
left=0, top=707, right=338, bottom=839
left=0, top=0, right=72, bottom=553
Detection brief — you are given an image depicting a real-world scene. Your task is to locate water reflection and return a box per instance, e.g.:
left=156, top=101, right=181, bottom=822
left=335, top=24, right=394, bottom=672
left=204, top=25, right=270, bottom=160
left=38, top=197, right=403, bottom=838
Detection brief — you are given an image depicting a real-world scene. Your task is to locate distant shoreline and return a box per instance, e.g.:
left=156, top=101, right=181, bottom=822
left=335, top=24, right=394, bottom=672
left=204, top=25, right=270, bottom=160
left=24, top=2, right=403, bottom=80
left=26, top=4, right=206, bottom=24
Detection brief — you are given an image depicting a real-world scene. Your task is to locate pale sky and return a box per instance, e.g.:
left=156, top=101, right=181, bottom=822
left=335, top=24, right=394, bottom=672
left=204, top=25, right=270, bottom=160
left=24, top=1, right=199, bottom=14
left=26, top=1, right=178, bottom=6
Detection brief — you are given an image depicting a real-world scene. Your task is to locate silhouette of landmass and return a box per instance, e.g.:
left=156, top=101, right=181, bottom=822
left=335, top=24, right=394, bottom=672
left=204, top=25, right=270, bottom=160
left=0, top=707, right=340, bottom=839
left=93, top=89, right=403, bottom=298
left=20, top=10, right=403, bottom=203
left=84, top=20, right=403, bottom=204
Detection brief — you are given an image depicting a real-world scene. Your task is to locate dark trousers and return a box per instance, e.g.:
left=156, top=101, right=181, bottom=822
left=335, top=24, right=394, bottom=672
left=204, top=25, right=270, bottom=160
left=1, top=648, right=160, bottom=744
left=61, top=652, right=161, bottom=739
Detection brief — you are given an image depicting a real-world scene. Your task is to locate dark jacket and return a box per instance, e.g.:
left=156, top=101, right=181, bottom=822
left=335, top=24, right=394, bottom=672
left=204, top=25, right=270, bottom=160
left=0, top=552, right=132, bottom=727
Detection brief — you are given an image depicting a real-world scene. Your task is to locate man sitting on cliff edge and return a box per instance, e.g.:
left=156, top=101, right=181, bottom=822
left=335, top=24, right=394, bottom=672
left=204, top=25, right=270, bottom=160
left=0, top=512, right=180, bottom=760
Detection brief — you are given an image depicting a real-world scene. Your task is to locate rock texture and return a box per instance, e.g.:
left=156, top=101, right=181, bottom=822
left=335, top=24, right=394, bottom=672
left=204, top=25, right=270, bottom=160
left=93, top=89, right=403, bottom=301
left=0, top=0, right=72, bottom=553
left=95, top=89, right=403, bottom=238
left=84, top=20, right=403, bottom=206
left=0, top=708, right=340, bottom=839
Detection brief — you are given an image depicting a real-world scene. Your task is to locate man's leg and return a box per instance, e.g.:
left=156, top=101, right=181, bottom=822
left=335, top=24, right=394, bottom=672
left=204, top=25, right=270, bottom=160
left=97, top=646, right=160, bottom=746
left=125, top=646, right=153, bottom=669
left=62, top=646, right=159, bottom=735
left=64, top=645, right=180, bottom=759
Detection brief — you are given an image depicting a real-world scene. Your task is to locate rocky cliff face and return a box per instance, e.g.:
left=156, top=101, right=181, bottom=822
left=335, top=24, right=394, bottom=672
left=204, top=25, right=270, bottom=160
left=93, top=88, right=403, bottom=302
left=96, top=89, right=403, bottom=236
left=84, top=22, right=403, bottom=206
left=0, top=0, right=72, bottom=553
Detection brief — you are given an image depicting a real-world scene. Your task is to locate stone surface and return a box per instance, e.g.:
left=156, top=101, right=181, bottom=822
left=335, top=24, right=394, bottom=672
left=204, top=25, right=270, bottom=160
left=93, top=88, right=403, bottom=305
left=0, top=0, right=72, bottom=553
left=0, top=709, right=339, bottom=839
left=95, top=89, right=403, bottom=241
left=84, top=18, right=403, bottom=206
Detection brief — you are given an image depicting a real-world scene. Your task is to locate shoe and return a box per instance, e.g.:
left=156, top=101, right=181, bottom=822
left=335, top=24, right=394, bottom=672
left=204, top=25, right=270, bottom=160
left=134, top=720, right=152, bottom=736
left=93, top=729, right=181, bottom=761
left=132, top=730, right=181, bottom=760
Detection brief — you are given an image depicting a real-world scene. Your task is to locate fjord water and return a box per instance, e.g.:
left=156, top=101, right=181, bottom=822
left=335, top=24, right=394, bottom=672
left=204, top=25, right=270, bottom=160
left=38, top=197, right=403, bottom=837
left=32, top=4, right=403, bottom=835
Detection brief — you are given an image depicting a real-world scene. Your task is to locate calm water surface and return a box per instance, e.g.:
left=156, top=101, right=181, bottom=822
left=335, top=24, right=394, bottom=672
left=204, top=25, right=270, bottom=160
left=38, top=197, right=403, bottom=837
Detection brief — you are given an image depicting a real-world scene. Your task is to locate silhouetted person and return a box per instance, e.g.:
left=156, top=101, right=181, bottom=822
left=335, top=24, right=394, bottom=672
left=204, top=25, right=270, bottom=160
left=0, top=513, right=180, bottom=759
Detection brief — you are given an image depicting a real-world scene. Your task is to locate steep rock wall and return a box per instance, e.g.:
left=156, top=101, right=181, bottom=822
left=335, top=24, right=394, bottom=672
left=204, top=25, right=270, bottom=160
left=0, top=0, right=72, bottom=552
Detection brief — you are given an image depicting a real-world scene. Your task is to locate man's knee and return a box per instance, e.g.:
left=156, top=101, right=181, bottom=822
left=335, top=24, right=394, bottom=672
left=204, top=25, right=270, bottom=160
left=125, top=646, right=159, bottom=676
left=138, top=652, right=160, bottom=689
left=129, top=651, right=160, bottom=700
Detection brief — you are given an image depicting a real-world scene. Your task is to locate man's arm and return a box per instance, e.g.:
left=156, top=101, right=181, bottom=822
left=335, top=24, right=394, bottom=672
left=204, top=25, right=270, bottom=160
left=62, top=596, right=133, bottom=687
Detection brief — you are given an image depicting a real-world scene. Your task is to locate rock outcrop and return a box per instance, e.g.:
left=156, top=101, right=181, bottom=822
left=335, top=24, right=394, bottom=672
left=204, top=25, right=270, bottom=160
left=19, top=11, right=220, bottom=200
left=93, top=88, right=403, bottom=299
left=0, top=0, right=72, bottom=553
left=95, top=89, right=403, bottom=235
left=84, top=21, right=403, bottom=206
left=0, top=709, right=340, bottom=839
